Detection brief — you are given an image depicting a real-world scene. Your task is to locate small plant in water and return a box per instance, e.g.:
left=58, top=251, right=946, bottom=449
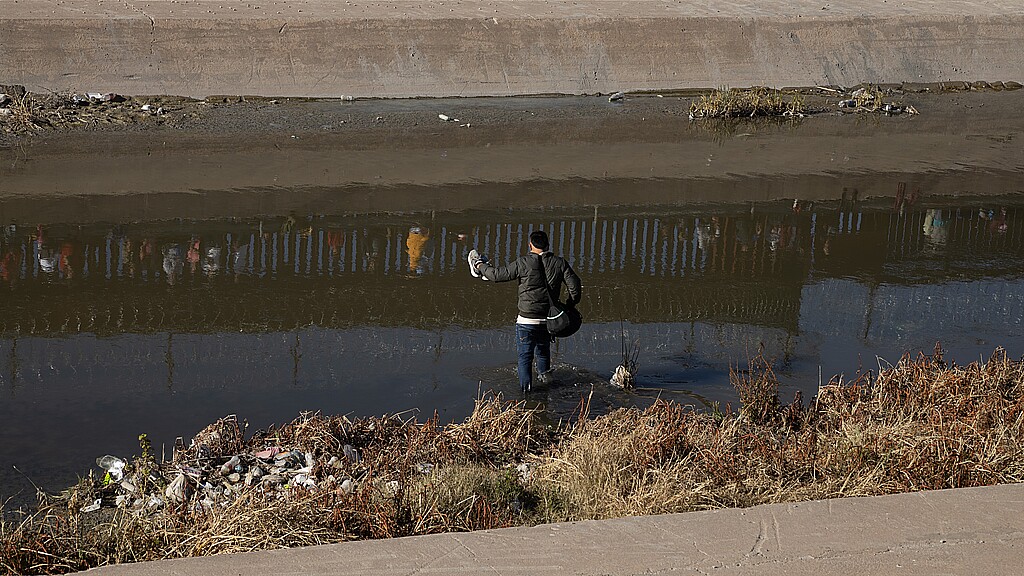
left=730, top=352, right=780, bottom=424
left=689, top=87, right=805, bottom=119
left=610, top=321, right=639, bottom=389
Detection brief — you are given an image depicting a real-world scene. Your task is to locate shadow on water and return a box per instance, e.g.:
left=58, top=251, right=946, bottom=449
left=3, top=191, right=1024, bottom=506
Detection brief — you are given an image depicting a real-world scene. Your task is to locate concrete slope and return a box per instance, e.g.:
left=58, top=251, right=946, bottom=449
left=82, top=483, right=1024, bottom=575
left=2, top=0, right=1023, bottom=98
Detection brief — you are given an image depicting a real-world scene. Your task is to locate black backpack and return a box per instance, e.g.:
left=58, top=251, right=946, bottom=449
left=537, top=255, right=582, bottom=338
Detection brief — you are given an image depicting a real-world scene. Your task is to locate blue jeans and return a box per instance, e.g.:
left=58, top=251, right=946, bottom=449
left=516, top=323, right=550, bottom=391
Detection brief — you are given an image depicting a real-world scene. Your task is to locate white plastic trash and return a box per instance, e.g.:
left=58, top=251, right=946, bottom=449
left=96, top=455, right=126, bottom=482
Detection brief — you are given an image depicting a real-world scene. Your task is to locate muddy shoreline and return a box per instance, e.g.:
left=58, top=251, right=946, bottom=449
left=2, top=86, right=1024, bottom=226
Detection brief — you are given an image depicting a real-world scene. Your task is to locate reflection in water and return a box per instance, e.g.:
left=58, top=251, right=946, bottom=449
left=1, top=196, right=1023, bottom=504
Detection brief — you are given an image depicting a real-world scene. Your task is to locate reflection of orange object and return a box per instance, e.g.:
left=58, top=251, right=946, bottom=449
left=59, top=242, right=74, bottom=278
left=139, top=239, right=153, bottom=262
left=327, top=230, right=344, bottom=255
left=406, top=228, right=429, bottom=272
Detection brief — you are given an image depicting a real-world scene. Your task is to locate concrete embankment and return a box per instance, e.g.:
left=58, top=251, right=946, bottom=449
left=2, top=0, right=1023, bottom=99
left=83, top=483, right=1024, bottom=576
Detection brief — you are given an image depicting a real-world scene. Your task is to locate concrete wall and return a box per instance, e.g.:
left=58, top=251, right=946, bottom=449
left=2, top=1, right=1023, bottom=98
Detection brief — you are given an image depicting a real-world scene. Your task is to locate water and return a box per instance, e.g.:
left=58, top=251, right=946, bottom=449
left=1, top=194, right=1023, bottom=506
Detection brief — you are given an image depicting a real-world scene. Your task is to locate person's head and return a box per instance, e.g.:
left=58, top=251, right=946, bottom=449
left=529, top=230, right=549, bottom=252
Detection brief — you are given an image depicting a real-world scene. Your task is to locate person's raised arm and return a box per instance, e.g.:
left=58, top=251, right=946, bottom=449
left=478, top=257, right=520, bottom=283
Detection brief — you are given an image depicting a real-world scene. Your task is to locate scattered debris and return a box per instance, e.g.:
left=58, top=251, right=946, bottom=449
left=835, top=85, right=920, bottom=115
left=610, top=365, right=635, bottom=389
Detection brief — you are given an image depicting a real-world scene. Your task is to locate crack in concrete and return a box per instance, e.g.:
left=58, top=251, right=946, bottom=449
left=123, top=0, right=156, bottom=30
left=770, top=509, right=783, bottom=552
left=401, top=539, right=465, bottom=576
left=122, top=0, right=156, bottom=61
left=692, top=540, right=711, bottom=558
left=449, top=534, right=502, bottom=575
left=748, top=516, right=767, bottom=556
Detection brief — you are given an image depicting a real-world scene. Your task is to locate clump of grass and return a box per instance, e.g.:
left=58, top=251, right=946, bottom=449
left=689, top=87, right=805, bottom=119
left=0, top=92, right=50, bottom=134
left=729, top=353, right=780, bottom=424
left=4, top=348, right=1024, bottom=573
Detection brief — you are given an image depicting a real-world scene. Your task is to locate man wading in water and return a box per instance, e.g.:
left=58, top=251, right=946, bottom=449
left=468, top=230, right=582, bottom=392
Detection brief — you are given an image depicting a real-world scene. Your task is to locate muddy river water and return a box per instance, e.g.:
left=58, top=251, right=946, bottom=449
left=1, top=92, right=1023, bottom=505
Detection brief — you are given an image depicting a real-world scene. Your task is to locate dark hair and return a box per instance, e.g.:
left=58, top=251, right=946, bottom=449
left=529, top=230, right=549, bottom=251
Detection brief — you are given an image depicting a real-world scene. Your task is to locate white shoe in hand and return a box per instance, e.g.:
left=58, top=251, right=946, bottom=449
left=468, top=249, right=489, bottom=280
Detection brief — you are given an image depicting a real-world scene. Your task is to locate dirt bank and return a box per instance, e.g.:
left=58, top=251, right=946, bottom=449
left=2, top=85, right=1023, bottom=225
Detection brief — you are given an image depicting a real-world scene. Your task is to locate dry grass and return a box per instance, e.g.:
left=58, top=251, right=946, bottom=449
left=4, top=347, right=1024, bottom=574
left=689, top=87, right=805, bottom=119
left=534, top=345, right=1024, bottom=522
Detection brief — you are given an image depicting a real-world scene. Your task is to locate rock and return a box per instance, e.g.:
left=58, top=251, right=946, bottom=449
left=611, top=364, right=635, bottom=389
left=608, top=91, right=625, bottom=102
left=227, top=472, right=241, bottom=483
left=120, top=480, right=137, bottom=493
left=340, top=478, right=354, bottom=494
left=219, top=454, right=240, bottom=476
left=516, top=462, right=531, bottom=482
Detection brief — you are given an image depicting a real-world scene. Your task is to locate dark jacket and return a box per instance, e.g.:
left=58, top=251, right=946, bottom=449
left=480, top=252, right=582, bottom=320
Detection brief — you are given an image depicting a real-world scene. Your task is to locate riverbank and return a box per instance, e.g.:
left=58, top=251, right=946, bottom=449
left=3, top=346, right=1022, bottom=574
left=3, top=87, right=1024, bottom=227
